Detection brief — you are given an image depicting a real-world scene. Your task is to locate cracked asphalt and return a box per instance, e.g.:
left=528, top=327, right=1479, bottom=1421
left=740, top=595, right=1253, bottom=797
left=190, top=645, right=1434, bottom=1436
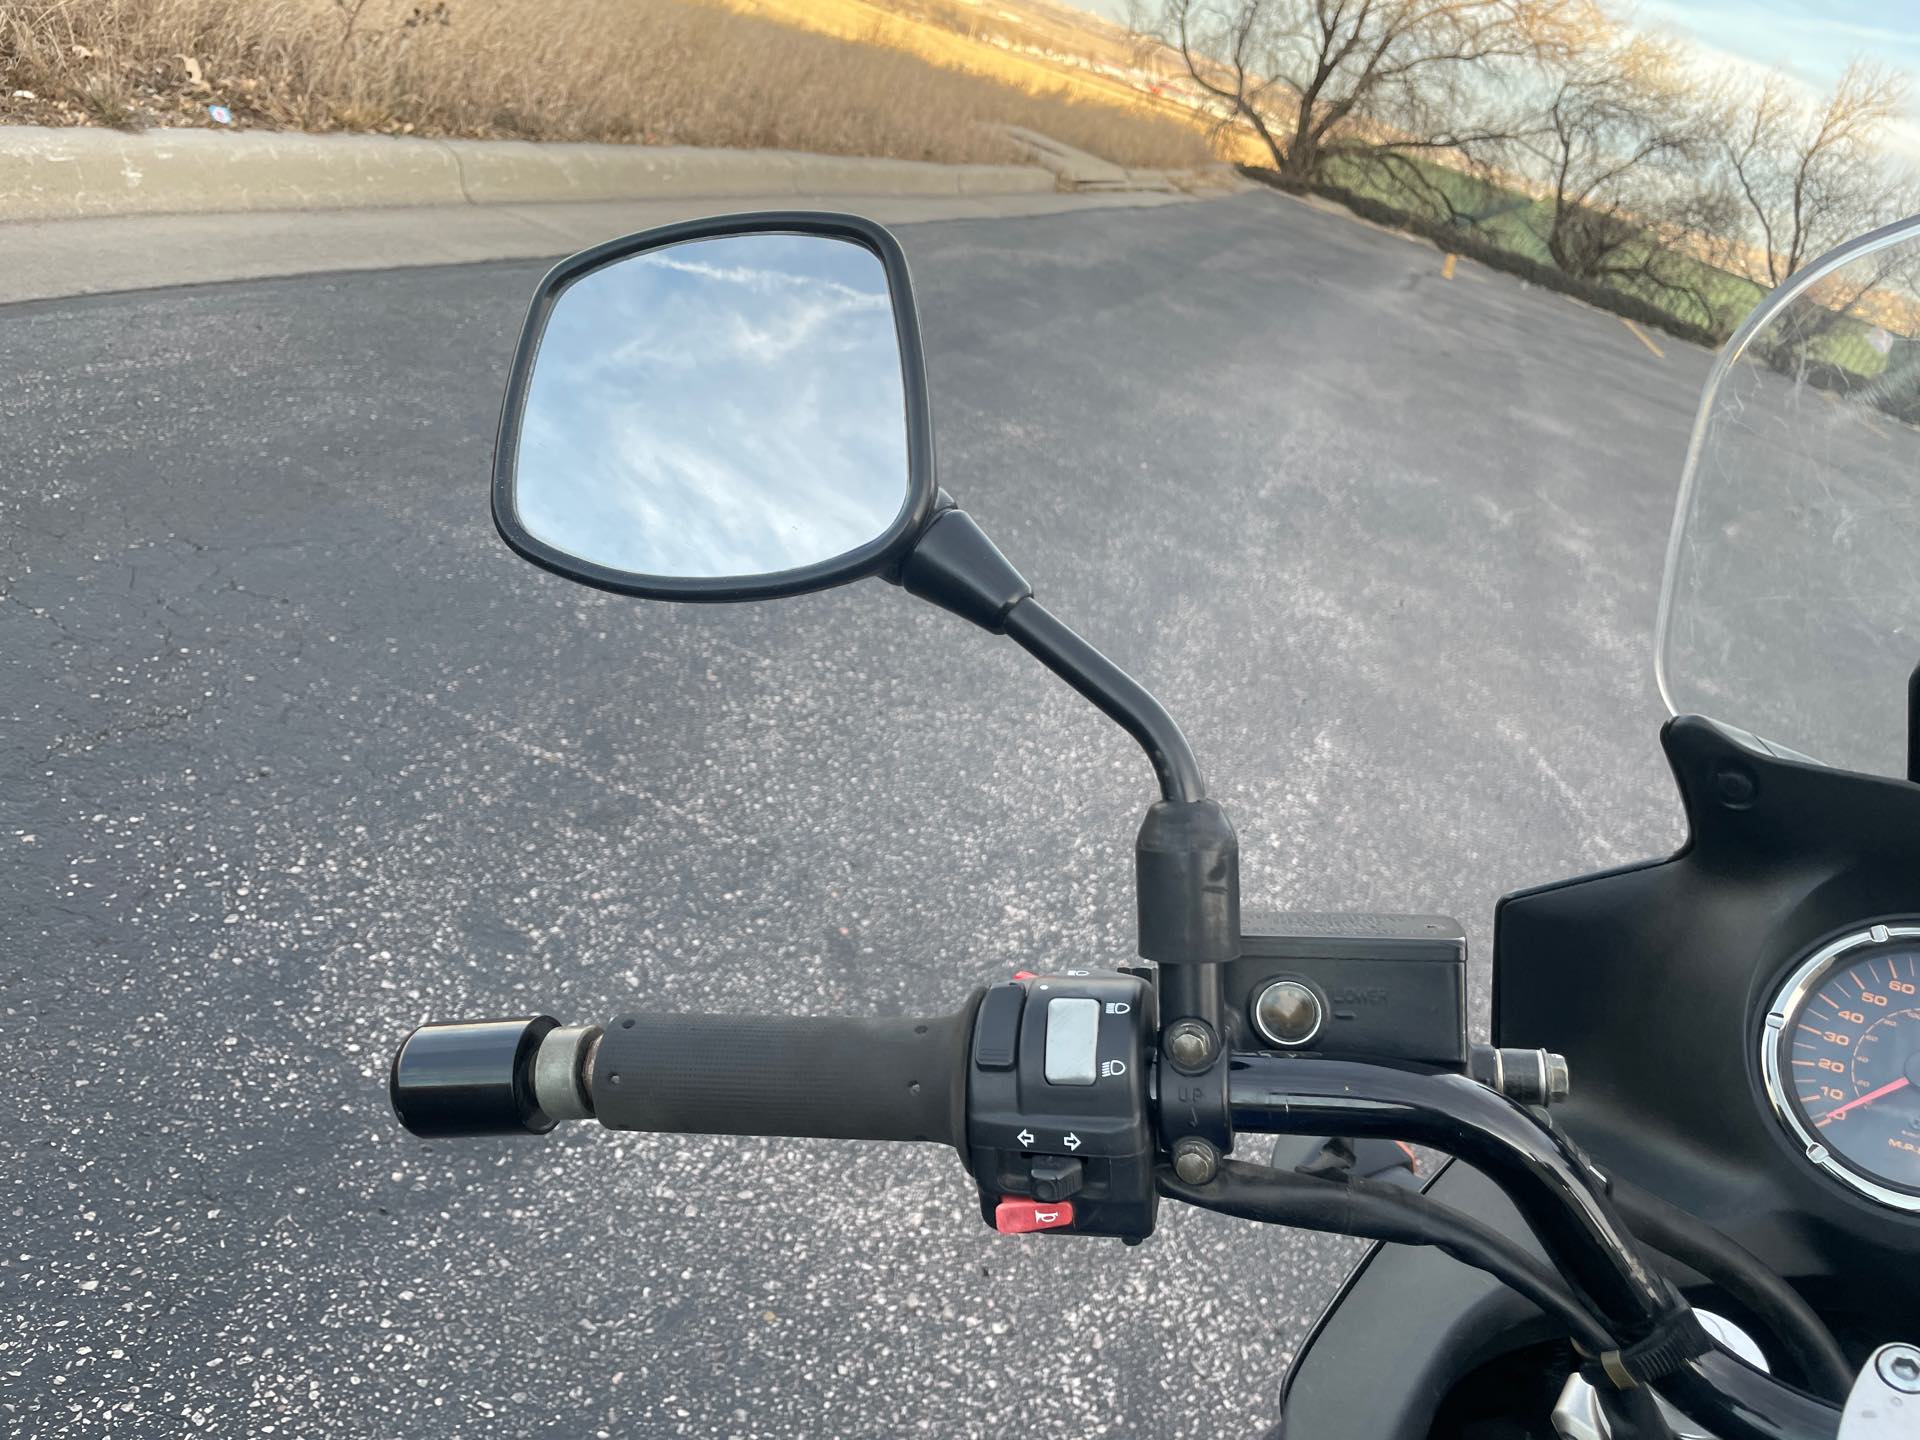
left=4, top=191, right=1710, bottom=1437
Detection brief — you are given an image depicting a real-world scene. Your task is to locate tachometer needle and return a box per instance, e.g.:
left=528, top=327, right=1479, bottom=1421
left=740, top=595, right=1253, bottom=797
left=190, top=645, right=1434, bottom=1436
left=1825, top=1076, right=1911, bottom=1120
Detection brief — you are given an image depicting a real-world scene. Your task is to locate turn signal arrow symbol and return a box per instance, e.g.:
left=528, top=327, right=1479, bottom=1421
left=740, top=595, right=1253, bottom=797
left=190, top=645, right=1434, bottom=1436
left=1062, top=1133, right=1083, bottom=1151
left=1016, top=1129, right=1035, bottom=1147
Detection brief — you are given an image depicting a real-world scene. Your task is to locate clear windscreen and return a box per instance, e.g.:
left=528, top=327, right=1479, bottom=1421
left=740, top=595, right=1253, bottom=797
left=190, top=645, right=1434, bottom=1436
left=1657, top=217, right=1920, bottom=777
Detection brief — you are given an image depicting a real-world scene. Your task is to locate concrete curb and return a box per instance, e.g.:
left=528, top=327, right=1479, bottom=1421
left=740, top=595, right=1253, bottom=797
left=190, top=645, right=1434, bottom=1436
left=998, top=124, right=1133, bottom=188
left=0, top=126, right=1061, bottom=222
left=995, top=124, right=1240, bottom=196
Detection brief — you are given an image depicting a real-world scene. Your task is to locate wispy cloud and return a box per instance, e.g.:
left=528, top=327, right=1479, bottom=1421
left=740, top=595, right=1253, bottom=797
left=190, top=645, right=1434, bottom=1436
left=1617, top=1, right=1920, bottom=114
left=513, top=233, right=912, bottom=581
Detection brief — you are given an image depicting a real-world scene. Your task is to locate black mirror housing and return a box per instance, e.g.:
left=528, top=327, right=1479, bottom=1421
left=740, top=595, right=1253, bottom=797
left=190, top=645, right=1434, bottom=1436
left=490, top=211, right=939, bottom=603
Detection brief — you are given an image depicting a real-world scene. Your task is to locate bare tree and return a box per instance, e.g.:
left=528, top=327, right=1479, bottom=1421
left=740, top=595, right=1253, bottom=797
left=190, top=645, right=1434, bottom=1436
left=1129, top=0, right=1564, bottom=185
left=1489, top=19, right=1735, bottom=318
left=1718, top=61, right=1912, bottom=285
left=1520, top=31, right=1688, bottom=265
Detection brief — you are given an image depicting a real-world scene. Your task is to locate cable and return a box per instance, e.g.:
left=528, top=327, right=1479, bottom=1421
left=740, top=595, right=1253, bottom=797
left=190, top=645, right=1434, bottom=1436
left=1159, top=1158, right=1615, bottom=1353
left=1608, top=1176, right=1852, bottom=1404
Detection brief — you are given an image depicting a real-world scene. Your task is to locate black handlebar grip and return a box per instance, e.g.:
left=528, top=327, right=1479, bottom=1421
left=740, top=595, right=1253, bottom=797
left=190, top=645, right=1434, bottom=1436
left=590, top=990, right=985, bottom=1147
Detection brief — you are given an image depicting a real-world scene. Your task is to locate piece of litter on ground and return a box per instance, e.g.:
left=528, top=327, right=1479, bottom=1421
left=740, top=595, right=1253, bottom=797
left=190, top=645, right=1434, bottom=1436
left=208, top=104, right=233, bottom=125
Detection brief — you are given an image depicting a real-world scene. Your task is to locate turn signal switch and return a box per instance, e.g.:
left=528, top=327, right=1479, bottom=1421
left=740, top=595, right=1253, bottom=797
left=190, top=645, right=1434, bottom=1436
left=389, top=1017, right=600, bottom=1136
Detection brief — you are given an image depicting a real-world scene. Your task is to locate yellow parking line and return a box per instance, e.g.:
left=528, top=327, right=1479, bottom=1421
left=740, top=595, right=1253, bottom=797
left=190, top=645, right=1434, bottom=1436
left=1621, top=318, right=1664, bottom=359
left=1441, top=253, right=1457, bottom=280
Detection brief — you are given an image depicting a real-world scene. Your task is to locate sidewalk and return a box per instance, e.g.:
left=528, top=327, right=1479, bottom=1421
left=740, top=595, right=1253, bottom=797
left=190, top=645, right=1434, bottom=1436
left=0, top=126, right=1071, bottom=222
left=0, top=188, right=1198, bottom=305
left=0, top=124, right=1230, bottom=303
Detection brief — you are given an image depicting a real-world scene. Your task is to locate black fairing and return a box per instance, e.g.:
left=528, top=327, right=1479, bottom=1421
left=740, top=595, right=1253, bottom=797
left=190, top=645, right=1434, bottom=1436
left=1493, top=715, right=1919, bottom=1338
left=1279, top=716, right=1920, bottom=1436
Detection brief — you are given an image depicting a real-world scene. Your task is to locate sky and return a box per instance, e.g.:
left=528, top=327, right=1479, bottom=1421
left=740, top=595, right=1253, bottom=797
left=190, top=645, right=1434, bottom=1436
left=513, top=234, right=911, bottom=582
left=1635, top=1, right=1920, bottom=107
left=1073, top=1, right=1920, bottom=117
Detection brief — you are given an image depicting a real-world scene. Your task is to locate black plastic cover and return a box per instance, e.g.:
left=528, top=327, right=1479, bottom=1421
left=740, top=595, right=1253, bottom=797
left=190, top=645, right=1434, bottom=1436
left=1278, top=1159, right=1553, bottom=1438
left=1228, top=913, right=1468, bottom=1066
left=1136, top=799, right=1242, bottom=964
left=896, top=508, right=1031, bottom=633
left=1493, top=716, right=1920, bottom=1337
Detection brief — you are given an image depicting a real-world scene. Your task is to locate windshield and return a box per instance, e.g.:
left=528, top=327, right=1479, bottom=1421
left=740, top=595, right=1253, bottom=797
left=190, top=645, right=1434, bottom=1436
left=1657, top=216, right=1920, bottom=777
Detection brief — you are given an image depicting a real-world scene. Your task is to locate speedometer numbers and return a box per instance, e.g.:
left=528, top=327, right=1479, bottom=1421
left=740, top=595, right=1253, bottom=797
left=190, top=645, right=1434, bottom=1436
left=1762, top=924, right=1920, bottom=1213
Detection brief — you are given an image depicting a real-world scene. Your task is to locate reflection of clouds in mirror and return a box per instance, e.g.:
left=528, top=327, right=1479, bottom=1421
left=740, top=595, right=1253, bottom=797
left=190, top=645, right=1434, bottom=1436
left=514, top=233, right=910, bottom=581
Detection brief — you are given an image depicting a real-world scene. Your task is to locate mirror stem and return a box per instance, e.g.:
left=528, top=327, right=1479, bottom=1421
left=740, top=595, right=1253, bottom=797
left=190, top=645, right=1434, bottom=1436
left=897, top=507, right=1205, bottom=803
left=1001, top=600, right=1205, bottom=805
left=898, top=506, right=1240, bottom=1166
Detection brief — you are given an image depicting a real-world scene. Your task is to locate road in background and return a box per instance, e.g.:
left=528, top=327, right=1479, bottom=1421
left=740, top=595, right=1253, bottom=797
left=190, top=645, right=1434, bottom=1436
left=1, top=191, right=1706, bottom=1438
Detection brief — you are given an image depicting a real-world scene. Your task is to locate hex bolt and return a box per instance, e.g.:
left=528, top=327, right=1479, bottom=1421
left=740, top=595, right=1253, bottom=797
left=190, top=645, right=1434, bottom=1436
left=1171, top=1137, right=1220, bottom=1186
left=1545, top=1052, right=1571, bottom=1105
left=1878, top=1343, right=1920, bottom=1394
left=1164, top=1020, right=1216, bottom=1073
left=1471, top=1046, right=1572, bottom=1106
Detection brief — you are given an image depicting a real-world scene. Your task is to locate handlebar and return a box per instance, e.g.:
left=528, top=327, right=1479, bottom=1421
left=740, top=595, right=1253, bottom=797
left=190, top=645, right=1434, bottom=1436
left=390, top=997, right=985, bottom=1145
left=389, top=1004, right=1677, bottom=1345
left=1225, top=1056, right=1673, bottom=1333
left=390, top=989, right=1846, bottom=1440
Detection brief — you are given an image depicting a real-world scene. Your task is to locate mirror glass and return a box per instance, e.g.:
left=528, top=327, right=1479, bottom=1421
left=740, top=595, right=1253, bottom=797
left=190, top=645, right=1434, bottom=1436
left=510, top=233, right=913, bottom=582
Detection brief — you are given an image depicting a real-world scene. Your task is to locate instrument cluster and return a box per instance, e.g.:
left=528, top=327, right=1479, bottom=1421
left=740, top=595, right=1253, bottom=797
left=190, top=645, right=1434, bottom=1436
left=1759, top=923, right=1920, bottom=1215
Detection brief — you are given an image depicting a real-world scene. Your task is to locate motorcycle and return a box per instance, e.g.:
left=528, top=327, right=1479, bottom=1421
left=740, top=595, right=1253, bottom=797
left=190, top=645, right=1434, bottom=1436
left=385, top=208, right=1920, bottom=1437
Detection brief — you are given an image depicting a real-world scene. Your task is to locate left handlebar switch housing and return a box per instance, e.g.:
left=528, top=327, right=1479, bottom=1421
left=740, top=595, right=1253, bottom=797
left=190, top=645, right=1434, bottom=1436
left=390, top=1017, right=602, bottom=1137
left=966, top=972, right=1159, bottom=1242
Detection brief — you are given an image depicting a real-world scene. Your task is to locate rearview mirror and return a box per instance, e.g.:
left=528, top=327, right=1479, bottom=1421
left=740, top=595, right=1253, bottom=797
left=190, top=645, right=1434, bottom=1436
left=492, top=214, right=937, bottom=600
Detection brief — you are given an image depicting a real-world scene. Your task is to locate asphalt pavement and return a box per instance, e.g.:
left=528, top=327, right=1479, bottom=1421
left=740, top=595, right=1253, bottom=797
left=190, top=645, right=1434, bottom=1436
left=3, top=190, right=1711, bottom=1438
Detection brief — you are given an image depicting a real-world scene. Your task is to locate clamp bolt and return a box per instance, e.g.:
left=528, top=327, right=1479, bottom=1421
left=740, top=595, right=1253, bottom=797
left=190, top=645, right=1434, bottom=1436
left=1171, top=1137, right=1220, bottom=1185
left=1164, top=1020, right=1215, bottom=1073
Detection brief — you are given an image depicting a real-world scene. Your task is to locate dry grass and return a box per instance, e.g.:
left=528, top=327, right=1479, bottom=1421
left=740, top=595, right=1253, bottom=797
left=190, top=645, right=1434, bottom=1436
left=0, top=0, right=1213, bottom=169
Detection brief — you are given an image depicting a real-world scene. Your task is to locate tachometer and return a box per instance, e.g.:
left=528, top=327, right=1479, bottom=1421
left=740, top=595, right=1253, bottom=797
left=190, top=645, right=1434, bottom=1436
left=1761, top=924, right=1920, bottom=1213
